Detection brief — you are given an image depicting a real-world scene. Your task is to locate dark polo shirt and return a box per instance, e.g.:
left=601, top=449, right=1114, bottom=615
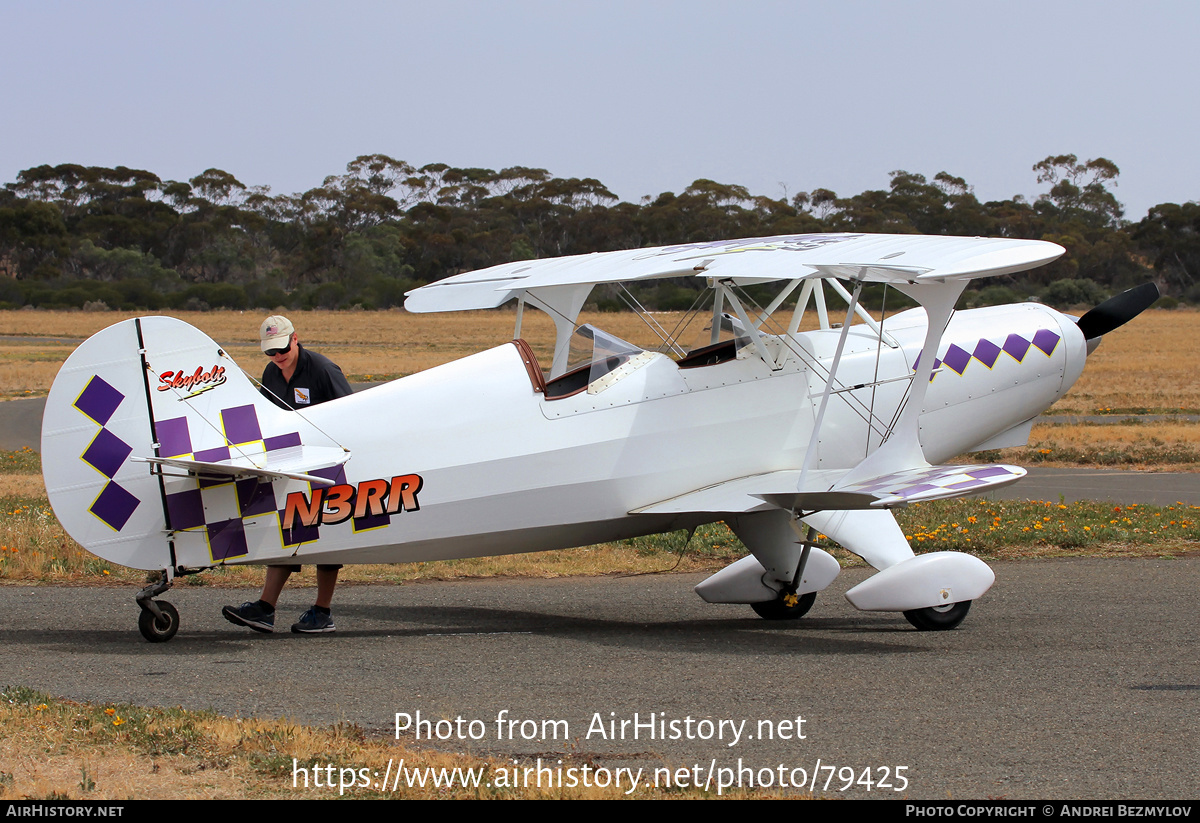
left=261, top=344, right=353, bottom=410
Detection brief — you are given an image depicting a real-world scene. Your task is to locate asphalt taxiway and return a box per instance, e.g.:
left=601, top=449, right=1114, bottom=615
left=2, top=559, right=1196, bottom=799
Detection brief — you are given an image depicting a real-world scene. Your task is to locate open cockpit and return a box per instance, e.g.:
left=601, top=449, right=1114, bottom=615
left=506, top=274, right=909, bottom=403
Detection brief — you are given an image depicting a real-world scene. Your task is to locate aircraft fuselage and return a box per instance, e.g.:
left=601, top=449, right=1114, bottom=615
left=233, top=301, right=1084, bottom=568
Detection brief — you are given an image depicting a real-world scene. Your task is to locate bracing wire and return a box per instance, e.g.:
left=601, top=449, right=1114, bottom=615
left=215, top=350, right=351, bottom=454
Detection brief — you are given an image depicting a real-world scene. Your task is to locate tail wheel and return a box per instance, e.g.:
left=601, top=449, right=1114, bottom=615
left=751, top=591, right=816, bottom=620
left=903, top=600, right=971, bottom=631
left=138, top=600, right=180, bottom=643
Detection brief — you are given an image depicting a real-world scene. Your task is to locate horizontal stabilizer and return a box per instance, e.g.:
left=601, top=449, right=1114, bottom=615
left=133, top=445, right=349, bottom=487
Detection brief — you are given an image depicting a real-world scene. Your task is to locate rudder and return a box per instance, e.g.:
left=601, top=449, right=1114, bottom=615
left=44, top=318, right=172, bottom=570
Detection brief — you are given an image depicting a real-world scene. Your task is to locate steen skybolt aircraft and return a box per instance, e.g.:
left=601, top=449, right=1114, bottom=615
left=41, top=233, right=1158, bottom=641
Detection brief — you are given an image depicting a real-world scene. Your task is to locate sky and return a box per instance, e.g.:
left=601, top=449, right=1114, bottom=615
left=2, top=0, right=1197, bottom=220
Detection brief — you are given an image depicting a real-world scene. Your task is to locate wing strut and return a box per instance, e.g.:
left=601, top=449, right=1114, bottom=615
left=523, top=285, right=593, bottom=377
left=798, top=279, right=865, bottom=489
left=836, top=278, right=967, bottom=488
left=717, top=280, right=778, bottom=370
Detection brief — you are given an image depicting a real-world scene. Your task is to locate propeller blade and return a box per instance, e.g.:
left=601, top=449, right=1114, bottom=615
left=1076, top=283, right=1160, bottom=340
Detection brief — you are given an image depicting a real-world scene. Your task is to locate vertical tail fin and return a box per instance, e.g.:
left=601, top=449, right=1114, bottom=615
left=42, top=316, right=345, bottom=571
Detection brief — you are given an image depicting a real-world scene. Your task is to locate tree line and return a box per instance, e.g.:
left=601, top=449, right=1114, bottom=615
left=1, top=153, right=1196, bottom=312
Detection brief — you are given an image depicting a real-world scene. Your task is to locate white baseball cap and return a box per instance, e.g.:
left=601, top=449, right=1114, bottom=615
left=260, top=315, right=295, bottom=353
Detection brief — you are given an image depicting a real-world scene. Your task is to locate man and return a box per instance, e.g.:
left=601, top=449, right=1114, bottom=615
left=222, top=315, right=353, bottom=635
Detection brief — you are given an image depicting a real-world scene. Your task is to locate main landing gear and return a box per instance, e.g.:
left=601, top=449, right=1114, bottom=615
left=903, top=600, right=972, bottom=631
left=751, top=591, right=817, bottom=620
left=750, top=522, right=821, bottom=621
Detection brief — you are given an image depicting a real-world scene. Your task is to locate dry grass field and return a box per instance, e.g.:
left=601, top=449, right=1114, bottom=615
left=1047, top=308, right=1200, bottom=414
left=1, top=307, right=573, bottom=393
left=1, top=305, right=1194, bottom=406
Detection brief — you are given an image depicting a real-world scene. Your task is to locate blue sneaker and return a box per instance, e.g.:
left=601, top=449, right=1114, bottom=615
left=291, top=607, right=336, bottom=634
left=222, top=601, right=275, bottom=633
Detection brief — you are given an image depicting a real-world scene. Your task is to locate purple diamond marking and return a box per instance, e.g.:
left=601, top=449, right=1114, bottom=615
left=969, top=465, right=1015, bottom=479
left=157, top=417, right=192, bottom=458
left=236, top=478, right=278, bottom=517
left=165, top=488, right=206, bottom=530
left=90, top=481, right=139, bottom=530
left=901, top=468, right=942, bottom=483
left=354, top=511, right=390, bottom=532
left=947, top=479, right=987, bottom=490
left=265, top=432, right=302, bottom=451
left=941, top=345, right=972, bottom=375
left=194, top=444, right=234, bottom=488
left=194, top=445, right=232, bottom=463
left=928, top=358, right=942, bottom=382
left=898, top=483, right=939, bottom=497
left=850, top=480, right=891, bottom=493
left=913, top=354, right=944, bottom=379
left=222, top=405, right=262, bottom=445
left=973, top=338, right=1001, bottom=368
left=1003, top=334, right=1031, bottom=362
left=312, top=465, right=347, bottom=486
left=82, top=428, right=133, bottom=478
left=207, top=519, right=249, bottom=561
left=281, top=519, right=319, bottom=547
left=1032, top=328, right=1060, bottom=356
left=74, top=376, right=124, bottom=426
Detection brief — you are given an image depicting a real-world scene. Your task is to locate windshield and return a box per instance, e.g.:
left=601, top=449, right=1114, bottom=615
left=566, top=324, right=643, bottom=385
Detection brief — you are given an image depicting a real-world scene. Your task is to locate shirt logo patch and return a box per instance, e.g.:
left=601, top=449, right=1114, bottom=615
left=294, top=387, right=311, bottom=405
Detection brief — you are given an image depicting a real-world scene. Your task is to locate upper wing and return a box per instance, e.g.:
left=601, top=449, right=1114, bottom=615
left=404, top=233, right=1065, bottom=313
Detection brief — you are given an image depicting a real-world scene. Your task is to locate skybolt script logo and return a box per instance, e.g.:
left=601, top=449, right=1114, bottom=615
left=157, top=365, right=227, bottom=398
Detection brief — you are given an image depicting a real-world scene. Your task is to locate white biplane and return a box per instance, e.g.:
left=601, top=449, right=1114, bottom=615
left=41, top=233, right=1158, bottom=641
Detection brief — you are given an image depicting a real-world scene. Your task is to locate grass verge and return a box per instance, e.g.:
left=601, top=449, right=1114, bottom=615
left=0, top=686, right=794, bottom=799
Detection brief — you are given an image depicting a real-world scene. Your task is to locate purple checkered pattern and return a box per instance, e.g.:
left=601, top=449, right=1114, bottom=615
left=916, top=329, right=1061, bottom=380
left=74, top=376, right=140, bottom=531
left=159, top=403, right=310, bottom=561
left=842, top=464, right=1023, bottom=502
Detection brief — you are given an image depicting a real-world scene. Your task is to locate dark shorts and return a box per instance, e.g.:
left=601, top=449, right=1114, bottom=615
left=269, top=564, right=343, bottom=572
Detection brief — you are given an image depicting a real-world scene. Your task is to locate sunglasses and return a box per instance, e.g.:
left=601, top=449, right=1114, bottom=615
left=265, top=340, right=292, bottom=357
